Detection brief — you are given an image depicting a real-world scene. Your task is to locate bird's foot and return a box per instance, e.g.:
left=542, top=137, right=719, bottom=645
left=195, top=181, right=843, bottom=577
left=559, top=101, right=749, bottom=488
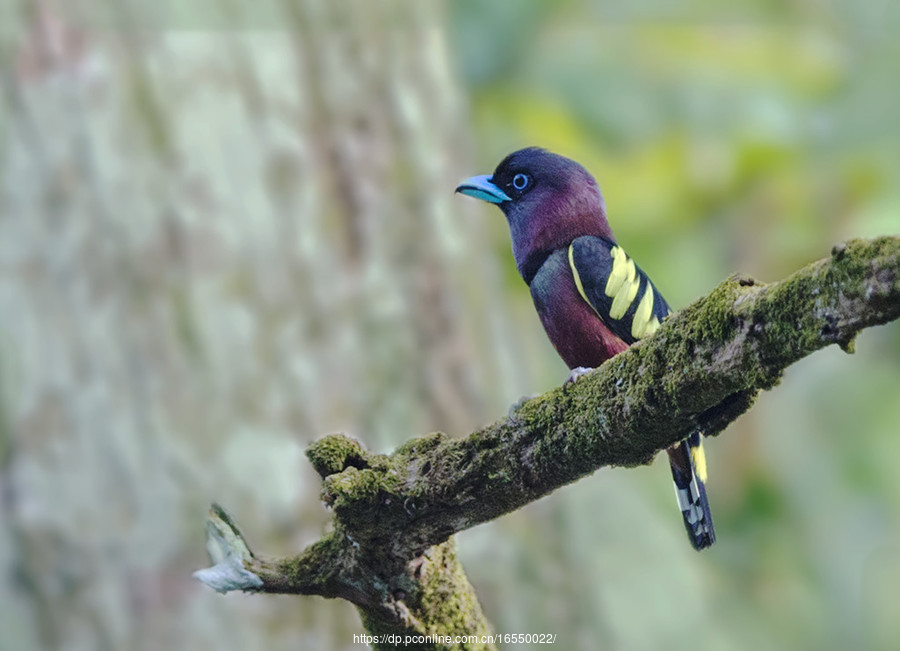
left=565, top=366, right=595, bottom=388
left=508, top=394, right=539, bottom=417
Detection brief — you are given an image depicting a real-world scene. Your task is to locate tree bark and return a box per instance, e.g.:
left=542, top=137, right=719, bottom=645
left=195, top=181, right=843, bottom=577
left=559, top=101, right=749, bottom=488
left=196, top=236, right=900, bottom=650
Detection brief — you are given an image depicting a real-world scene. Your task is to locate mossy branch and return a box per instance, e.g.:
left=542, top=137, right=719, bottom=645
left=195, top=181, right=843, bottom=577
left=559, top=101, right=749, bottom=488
left=196, top=236, right=900, bottom=650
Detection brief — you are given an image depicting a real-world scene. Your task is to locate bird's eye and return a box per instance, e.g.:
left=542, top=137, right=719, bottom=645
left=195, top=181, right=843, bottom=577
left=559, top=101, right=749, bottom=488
left=512, top=173, right=530, bottom=191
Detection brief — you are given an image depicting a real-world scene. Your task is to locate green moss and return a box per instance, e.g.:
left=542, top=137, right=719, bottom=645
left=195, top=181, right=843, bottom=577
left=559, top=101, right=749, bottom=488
left=395, top=431, right=450, bottom=457
left=509, top=390, right=562, bottom=440
left=839, top=336, right=857, bottom=354
left=279, top=531, right=346, bottom=594
left=416, top=541, right=494, bottom=648
left=326, top=468, right=387, bottom=504
left=321, top=466, right=410, bottom=537
left=306, top=433, right=370, bottom=478
left=690, top=276, right=744, bottom=343
left=359, top=539, right=496, bottom=651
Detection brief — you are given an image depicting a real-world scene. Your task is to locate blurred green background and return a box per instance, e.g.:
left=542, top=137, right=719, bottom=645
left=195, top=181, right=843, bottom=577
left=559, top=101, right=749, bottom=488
left=1, top=1, right=899, bottom=650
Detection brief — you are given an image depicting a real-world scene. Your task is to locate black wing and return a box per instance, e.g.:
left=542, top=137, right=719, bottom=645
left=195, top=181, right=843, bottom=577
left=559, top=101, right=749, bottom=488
left=566, top=235, right=671, bottom=345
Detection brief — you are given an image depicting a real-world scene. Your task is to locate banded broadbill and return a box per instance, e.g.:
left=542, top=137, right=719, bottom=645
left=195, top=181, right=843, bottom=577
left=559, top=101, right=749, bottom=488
left=456, top=147, right=715, bottom=550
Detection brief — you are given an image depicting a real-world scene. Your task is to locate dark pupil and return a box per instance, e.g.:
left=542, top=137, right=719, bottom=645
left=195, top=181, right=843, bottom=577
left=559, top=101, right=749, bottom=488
left=513, top=174, right=528, bottom=190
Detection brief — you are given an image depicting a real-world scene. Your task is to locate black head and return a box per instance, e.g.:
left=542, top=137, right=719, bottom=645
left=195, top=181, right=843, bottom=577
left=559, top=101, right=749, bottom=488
left=456, top=147, right=614, bottom=282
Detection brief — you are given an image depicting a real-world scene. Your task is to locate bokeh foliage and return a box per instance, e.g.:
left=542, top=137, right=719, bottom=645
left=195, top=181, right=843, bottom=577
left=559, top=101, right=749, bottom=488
left=1, top=1, right=898, bottom=650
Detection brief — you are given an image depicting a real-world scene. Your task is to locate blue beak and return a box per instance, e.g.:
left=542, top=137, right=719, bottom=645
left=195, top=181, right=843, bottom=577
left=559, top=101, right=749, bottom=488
left=455, top=174, right=511, bottom=204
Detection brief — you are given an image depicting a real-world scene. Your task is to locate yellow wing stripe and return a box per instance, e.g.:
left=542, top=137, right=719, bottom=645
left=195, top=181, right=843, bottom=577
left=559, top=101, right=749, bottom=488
left=570, top=242, right=665, bottom=338
left=568, top=243, right=601, bottom=318
left=605, top=246, right=629, bottom=297
left=631, top=282, right=655, bottom=339
left=690, top=440, right=708, bottom=484
left=608, top=256, right=639, bottom=319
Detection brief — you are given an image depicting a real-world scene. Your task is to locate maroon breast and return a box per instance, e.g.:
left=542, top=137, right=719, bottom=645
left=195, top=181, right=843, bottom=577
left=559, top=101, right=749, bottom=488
left=529, top=249, right=629, bottom=370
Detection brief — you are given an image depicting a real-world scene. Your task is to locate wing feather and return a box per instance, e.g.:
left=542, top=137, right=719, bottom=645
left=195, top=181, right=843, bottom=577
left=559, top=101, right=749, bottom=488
left=567, top=236, right=671, bottom=345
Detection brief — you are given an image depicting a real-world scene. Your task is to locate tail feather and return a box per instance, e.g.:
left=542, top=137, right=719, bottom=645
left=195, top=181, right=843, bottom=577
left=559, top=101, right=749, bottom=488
left=667, top=430, right=715, bottom=550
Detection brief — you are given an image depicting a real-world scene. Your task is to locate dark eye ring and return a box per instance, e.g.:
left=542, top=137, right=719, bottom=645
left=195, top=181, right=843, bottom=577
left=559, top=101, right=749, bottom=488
left=512, top=173, right=530, bottom=191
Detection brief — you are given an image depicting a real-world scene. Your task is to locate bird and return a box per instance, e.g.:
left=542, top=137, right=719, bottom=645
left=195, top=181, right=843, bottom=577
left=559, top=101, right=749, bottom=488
left=455, top=147, right=715, bottom=550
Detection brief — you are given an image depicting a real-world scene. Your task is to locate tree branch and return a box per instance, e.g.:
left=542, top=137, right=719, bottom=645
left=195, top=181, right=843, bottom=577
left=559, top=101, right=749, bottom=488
left=196, top=236, right=900, bottom=648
